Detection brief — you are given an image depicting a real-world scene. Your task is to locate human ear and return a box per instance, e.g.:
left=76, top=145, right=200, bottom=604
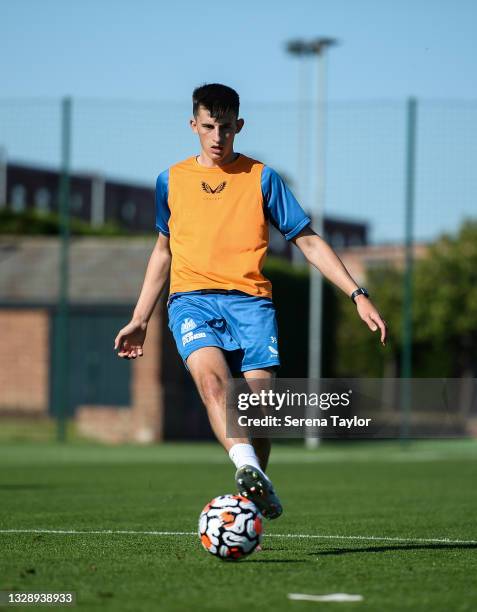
left=190, top=117, right=198, bottom=134
left=235, top=118, right=245, bottom=134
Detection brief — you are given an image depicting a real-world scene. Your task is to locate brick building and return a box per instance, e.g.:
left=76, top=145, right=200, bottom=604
left=0, top=236, right=185, bottom=443
left=335, top=243, right=429, bottom=285
left=0, top=161, right=377, bottom=443
left=0, top=236, right=432, bottom=444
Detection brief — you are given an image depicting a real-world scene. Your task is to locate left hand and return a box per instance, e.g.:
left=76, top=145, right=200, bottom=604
left=355, top=296, right=388, bottom=346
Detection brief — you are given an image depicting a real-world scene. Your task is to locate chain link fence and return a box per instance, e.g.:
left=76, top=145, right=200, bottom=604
left=0, top=97, right=476, bottom=442
left=1, top=97, right=476, bottom=242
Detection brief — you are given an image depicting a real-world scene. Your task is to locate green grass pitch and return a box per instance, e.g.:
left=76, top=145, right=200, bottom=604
left=1, top=440, right=476, bottom=611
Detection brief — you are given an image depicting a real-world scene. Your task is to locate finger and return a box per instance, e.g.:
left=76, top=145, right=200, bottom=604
left=118, top=343, right=131, bottom=358
left=130, top=344, right=143, bottom=358
left=114, top=333, right=123, bottom=350
left=370, top=313, right=387, bottom=345
left=377, top=321, right=386, bottom=344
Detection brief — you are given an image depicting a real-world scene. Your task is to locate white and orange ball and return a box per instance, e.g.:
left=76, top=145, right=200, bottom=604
left=198, top=494, right=263, bottom=560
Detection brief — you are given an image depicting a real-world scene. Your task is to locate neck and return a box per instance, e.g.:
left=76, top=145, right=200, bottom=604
left=197, top=150, right=238, bottom=168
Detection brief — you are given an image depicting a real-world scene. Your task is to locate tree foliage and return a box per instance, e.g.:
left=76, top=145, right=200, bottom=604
left=413, top=220, right=477, bottom=375
left=414, top=220, right=477, bottom=343
left=332, top=219, right=477, bottom=377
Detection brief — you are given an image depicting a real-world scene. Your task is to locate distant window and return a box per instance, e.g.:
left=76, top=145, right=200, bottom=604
left=34, top=188, right=51, bottom=213
left=11, top=185, right=27, bottom=212
left=71, top=193, right=83, bottom=212
left=121, top=201, right=136, bottom=221
left=331, top=232, right=345, bottom=249
left=348, top=234, right=363, bottom=247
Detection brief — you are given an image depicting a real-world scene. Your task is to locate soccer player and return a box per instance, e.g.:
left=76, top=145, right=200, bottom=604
left=114, top=83, right=387, bottom=520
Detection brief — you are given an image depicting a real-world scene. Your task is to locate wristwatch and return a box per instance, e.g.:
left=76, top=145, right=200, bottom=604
left=350, top=287, right=369, bottom=303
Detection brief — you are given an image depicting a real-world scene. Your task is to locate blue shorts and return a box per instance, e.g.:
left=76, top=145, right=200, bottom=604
left=167, top=290, right=280, bottom=373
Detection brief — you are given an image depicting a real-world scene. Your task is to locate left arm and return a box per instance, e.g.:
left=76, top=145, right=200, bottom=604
left=292, top=226, right=387, bottom=346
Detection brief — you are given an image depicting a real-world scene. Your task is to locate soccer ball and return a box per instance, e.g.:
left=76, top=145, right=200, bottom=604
left=198, top=494, right=263, bottom=561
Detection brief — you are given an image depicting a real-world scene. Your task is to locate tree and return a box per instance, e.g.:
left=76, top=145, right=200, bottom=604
left=414, top=219, right=477, bottom=376
left=332, top=219, right=477, bottom=378
left=332, top=265, right=402, bottom=377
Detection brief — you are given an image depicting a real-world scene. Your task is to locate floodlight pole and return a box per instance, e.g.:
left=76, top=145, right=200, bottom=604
left=297, top=57, right=311, bottom=211
left=286, top=38, right=337, bottom=449
left=307, top=50, right=326, bottom=449
left=56, top=97, right=72, bottom=442
left=0, top=146, right=7, bottom=208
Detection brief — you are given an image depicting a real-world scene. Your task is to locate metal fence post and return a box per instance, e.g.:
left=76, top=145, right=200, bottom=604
left=401, top=97, right=417, bottom=441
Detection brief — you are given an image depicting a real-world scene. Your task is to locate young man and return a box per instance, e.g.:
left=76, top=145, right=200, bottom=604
left=114, top=83, right=387, bottom=520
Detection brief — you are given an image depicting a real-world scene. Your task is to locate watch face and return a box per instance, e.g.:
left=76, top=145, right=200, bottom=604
left=351, top=288, right=369, bottom=302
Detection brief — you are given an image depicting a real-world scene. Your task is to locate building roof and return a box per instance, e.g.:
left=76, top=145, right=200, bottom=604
left=0, top=236, right=156, bottom=304
left=336, top=243, right=429, bottom=285
left=0, top=237, right=430, bottom=305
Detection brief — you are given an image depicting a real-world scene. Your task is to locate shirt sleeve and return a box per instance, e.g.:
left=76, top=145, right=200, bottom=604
left=261, top=166, right=311, bottom=240
left=155, top=169, right=170, bottom=236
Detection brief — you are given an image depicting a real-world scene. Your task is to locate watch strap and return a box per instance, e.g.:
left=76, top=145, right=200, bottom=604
left=351, top=287, right=369, bottom=303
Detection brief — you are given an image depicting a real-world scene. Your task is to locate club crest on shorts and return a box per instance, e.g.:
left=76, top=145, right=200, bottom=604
left=181, top=318, right=197, bottom=333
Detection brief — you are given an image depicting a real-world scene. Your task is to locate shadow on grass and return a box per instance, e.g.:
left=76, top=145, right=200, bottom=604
left=246, top=559, right=308, bottom=563
left=310, top=543, right=477, bottom=556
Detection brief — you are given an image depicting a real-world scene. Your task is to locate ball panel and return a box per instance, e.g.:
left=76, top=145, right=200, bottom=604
left=198, top=493, right=263, bottom=561
left=253, top=516, right=263, bottom=535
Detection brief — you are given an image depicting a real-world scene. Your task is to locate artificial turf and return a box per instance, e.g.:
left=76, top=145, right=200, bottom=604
left=1, top=440, right=476, bottom=611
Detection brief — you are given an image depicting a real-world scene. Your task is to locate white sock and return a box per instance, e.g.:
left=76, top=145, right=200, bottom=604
left=228, top=443, right=270, bottom=481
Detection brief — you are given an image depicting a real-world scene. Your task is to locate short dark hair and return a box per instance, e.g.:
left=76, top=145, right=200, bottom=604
left=192, top=83, right=240, bottom=118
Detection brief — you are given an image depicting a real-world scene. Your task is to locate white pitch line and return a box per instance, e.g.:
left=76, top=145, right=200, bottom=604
left=288, top=593, right=364, bottom=603
left=267, top=533, right=477, bottom=545
left=0, top=529, right=196, bottom=536
left=0, top=529, right=475, bottom=545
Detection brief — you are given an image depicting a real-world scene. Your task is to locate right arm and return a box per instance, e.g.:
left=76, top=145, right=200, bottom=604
left=114, top=233, right=171, bottom=359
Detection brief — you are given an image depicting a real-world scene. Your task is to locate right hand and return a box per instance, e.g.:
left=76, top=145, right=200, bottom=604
left=114, top=320, right=147, bottom=359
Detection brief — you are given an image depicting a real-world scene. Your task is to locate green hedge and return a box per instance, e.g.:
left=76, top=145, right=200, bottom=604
left=263, top=256, right=338, bottom=377
left=0, top=208, right=128, bottom=236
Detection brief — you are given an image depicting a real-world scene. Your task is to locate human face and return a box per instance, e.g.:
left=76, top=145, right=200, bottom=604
left=190, top=106, right=244, bottom=167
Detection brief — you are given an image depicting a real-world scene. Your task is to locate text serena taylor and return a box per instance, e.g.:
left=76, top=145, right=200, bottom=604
left=237, top=415, right=371, bottom=429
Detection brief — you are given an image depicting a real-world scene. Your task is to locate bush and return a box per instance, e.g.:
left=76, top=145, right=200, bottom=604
left=0, top=208, right=128, bottom=236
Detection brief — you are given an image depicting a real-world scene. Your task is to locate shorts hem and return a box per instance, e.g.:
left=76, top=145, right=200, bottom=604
left=240, top=360, right=280, bottom=373
left=182, top=341, right=225, bottom=362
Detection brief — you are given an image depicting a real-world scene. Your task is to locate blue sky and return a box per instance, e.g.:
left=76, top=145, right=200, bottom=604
left=2, top=0, right=477, bottom=101
left=1, top=0, right=476, bottom=243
